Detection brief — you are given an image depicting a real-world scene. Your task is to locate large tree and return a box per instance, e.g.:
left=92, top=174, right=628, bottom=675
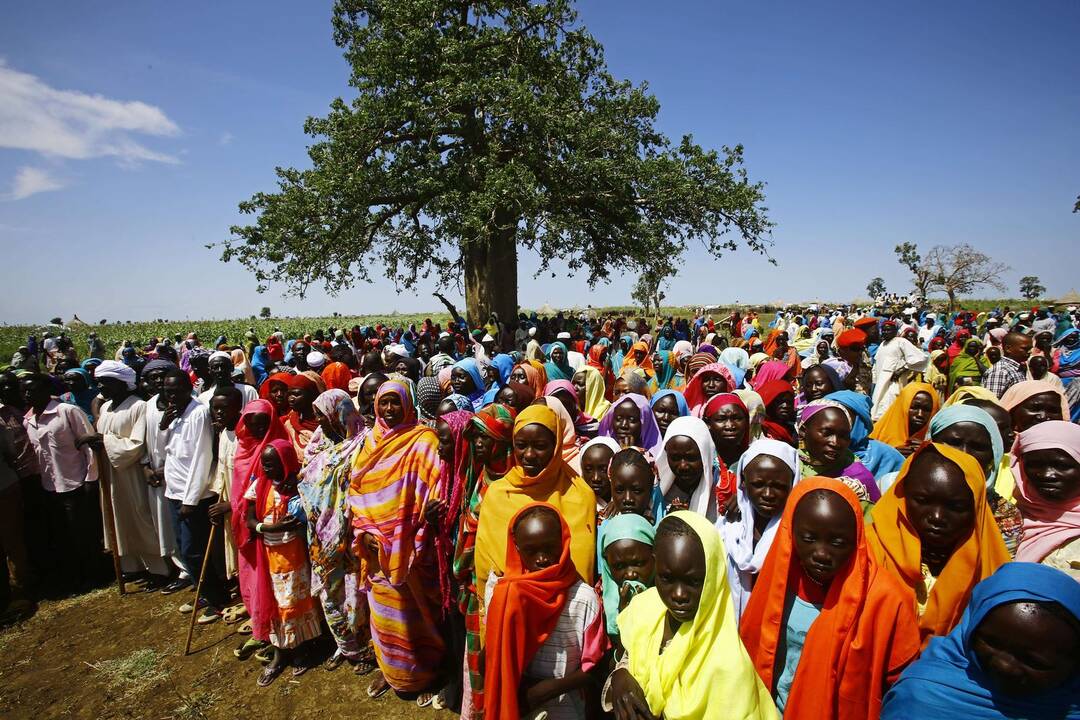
left=1019, top=275, right=1046, bottom=301
left=924, top=243, right=1009, bottom=311
left=893, top=242, right=936, bottom=300
left=220, top=0, right=772, bottom=326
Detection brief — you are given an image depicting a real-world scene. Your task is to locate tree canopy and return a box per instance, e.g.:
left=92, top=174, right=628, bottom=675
left=866, top=277, right=886, bottom=299
left=220, top=0, right=773, bottom=325
left=1019, top=275, right=1046, bottom=301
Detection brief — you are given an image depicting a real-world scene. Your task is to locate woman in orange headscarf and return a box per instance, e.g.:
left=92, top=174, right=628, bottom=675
left=740, top=478, right=921, bottom=719
left=509, top=361, right=548, bottom=401
left=474, top=404, right=596, bottom=603
left=869, top=382, right=940, bottom=456
left=321, top=361, right=353, bottom=392
left=619, top=341, right=655, bottom=380
left=866, top=443, right=1010, bottom=646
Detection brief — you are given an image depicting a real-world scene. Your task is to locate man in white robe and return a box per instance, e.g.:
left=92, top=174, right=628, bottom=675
left=871, top=320, right=930, bottom=421
left=141, top=359, right=183, bottom=586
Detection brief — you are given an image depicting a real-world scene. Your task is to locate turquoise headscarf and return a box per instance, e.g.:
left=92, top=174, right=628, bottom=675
left=928, top=404, right=1003, bottom=489
left=597, top=513, right=656, bottom=636
left=543, top=341, right=574, bottom=382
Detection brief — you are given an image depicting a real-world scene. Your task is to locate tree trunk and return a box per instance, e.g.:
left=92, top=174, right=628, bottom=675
left=947, top=289, right=957, bottom=312
left=463, top=223, right=518, bottom=329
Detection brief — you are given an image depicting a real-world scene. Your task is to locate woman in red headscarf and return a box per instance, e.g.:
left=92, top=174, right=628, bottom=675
left=283, top=374, right=320, bottom=456
left=321, top=361, right=353, bottom=393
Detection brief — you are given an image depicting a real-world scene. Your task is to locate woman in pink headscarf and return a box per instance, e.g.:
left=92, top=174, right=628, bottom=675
left=1011, top=420, right=1080, bottom=580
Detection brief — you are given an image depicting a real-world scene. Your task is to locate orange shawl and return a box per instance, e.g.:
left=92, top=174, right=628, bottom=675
left=866, top=442, right=1009, bottom=646
left=869, top=381, right=940, bottom=448
left=619, top=341, right=655, bottom=378
left=512, top=361, right=548, bottom=401
left=483, top=502, right=578, bottom=720
left=740, top=478, right=921, bottom=719
left=321, top=361, right=353, bottom=392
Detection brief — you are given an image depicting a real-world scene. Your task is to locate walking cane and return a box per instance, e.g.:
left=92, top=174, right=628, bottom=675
left=93, top=447, right=126, bottom=596
left=184, top=523, right=219, bottom=656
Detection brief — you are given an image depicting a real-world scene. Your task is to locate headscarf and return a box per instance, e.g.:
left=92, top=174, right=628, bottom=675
left=826, top=390, right=906, bottom=479
left=231, top=348, right=257, bottom=386
left=586, top=344, right=615, bottom=397
left=719, top=438, right=800, bottom=620
left=619, top=511, right=777, bottom=720
left=651, top=351, right=678, bottom=391
left=347, top=380, right=441, bottom=588
left=757, top=379, right=796, bottom=446
left=735, top=388, right=766, bottom=441
left=321, top=361, right=353, bottom=392
left=451, top=358, right=487, bottom=410
left=94, top=359, right=137, bottom=390
left=301, top=369, right=327, bottom=394
left=867, top=443, right=1010, bottom=645
left=250, top=346, right=271, bottom=386
left=655, top=416, right=718, bottom=518
left=597, top=393, right=664, bottom=456
left=928, top=404, right=1003, bottom=489
left=541, top=395, right=583, bottom=473
left=684, top=351, right=716, bottom=382
left=942, top=385, right=999, bottom=407
left=869, top=381, right=940, bottom=449
left=619, top=341, right=655, bottom=378
left=282, top=374, right=321, bottom=453
left=1011, top=420, right=1080, bottom=564
left=233, top=412, right=290, bottom=641
left=433, top=409, right=474, bottom=610
left=751, top=359, right=792, bottom=388
left=511, top=361, right=547, bottom=400
left=740, top=478, right=921, bottom=720
left=577, top=364, right=611, bottom=420
left=682, top=362, right=738, bottom=412
left=719, top=346, right=751, bottom=374
left=483, top=502, right=584, bottom=720
left=881, top=562, right=1080, bottom=720
left=473, top=404, right=596, bottom=600
left=999, top=380, right=1070, bottom=421
left=62, top=367, right=98, bottom=419
left=597, top=513, right=655, bottom=636
left=650, top=388, right=689, bottom=419
left=543, top=341, right=575, bottom=382
left=415, top=376, right=444, bottom=422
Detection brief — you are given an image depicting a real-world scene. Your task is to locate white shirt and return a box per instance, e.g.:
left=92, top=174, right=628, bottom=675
left=163, top=399, right=214, bottom=506
left=198, top=383, right=258, bottom=408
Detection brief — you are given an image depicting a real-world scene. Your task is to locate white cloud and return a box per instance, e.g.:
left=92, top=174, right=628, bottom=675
left=0, top=59, right=181, bottom=165
left=7, top=166, right=65, bottom=200
left=219, top=131, right=233, bottom=146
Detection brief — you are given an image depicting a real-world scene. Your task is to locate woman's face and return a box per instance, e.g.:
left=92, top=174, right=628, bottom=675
left=451, top=367, right=476, bottom=396
left=260, top=446, right=284, bottom=482
left=244, top=411, right=271, bottom=440
left=572, top=372, right=588, bottom=406
left=907, top=391, right=935, bottom=436
left=610, top=463, right=654, bottom=516
left=768, top=391, right=796, bottom=423
left=743, top=454, right=794, bottom=520
left=903, top=452, right=975, bottom=562
left=509, top=366, right=529, bottom=385
left=933, top=421, right=995, bottom=480
left=513, top=423, right=557, bottom=477
left=436, top=419, right=455, bottom=462
left=581, top=445, right=615, bottom=501
left=1011, top=392, right=1063, bottom=433
left=800, top=408, right=851, bottom=466
left=550, top=347, right=566, bottom=366
left=612, top=378, right=630, bottom=402
left=801, top=367, right=832, bottom=402
left=604, top=539, right=655, bottom=588
left=792, top=491, right=857, bottom=585
left=665, top=435, right=703, bottom=494
left=652, top=394, right=681, bottom=439
left=816, top=341, right=830, bottom=358
left=701, top=372, right=728, bottom=398
left=706, top=403, right=748, bottom=456
left=972, top=601, right=1080, bottom=696
left=288, top=386, right=314, bottom=414
left=512, top=511, right=562, bottom=573
left=1020, top=448, right=1080, bottom=503
left=612, top=399, right=642, bottom=447
left=471, top=431, right=497, bottom=466
left=268, top=380, right=290, bottom=411
left=655, top=528, right=707, bottom=626
left=378, top=391, right=405, bottom=428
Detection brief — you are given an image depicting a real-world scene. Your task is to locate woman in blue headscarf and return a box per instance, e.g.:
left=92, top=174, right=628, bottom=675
left=881, top=562, right=1080, bottom=720
left=543, top=341, right=575, bottom=382
left=650, top=352, right=678, bottom=392
left=826, top=390, right=905, bottom=479
left=649, top=389, right=689, bottom=440
left=480, top=353, right=515, bottom=406
left=250, top=345, right=271, bottom=387
left=61, top=367, right=98, bottom=421
left=450, top=358, right=487, bottom=410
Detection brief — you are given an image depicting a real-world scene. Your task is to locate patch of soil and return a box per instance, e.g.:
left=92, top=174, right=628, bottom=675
left=0, top=584, right=457, bottom=719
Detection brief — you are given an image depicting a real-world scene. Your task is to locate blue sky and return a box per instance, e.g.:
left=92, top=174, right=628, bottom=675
left=1, top=1, right=1078, bottom=324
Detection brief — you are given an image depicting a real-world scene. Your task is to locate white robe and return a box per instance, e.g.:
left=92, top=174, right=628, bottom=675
left=871, top=337, right=929, bottom=421
left=97, top=395, right=167, bottom=575
left=143, top=396, right=178, bottom=558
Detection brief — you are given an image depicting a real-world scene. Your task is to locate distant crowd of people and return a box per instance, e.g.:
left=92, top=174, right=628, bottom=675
left=1, top=301, right=1078, bottom=719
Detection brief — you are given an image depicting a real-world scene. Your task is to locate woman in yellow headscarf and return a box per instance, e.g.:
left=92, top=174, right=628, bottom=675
left=869, top=381, right=940, bottom=456
left=866, top=443, right=1010, bottom=647
left=473, top=404, right=596, bottom=603
left=574, top=364, right=611, bottom=421
left=606, top=511, right=777, bottom=720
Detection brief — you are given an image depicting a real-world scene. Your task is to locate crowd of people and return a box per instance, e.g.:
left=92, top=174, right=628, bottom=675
left=1, top=301, right=1079, bottom=719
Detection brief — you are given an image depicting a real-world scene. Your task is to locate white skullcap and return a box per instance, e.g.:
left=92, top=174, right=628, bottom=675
left=95, top=360, right=137, bottom=390
left=528, top=327, right=537, bottom=337
left=306, top=350, right=326, bottom=368
left=210, top=351, right=232, bottom=362
left=482, top=334, right=494, bottom=342
left=557, top=331, right=571, bottom=340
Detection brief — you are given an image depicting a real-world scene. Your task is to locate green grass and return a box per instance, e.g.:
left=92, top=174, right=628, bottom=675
left=89, top=647, right=170, bottom=699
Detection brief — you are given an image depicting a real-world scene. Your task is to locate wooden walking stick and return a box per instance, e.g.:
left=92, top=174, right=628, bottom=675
left=93, top=447, right=126, bottom=596
left=183, top=523, right=219, bottom=656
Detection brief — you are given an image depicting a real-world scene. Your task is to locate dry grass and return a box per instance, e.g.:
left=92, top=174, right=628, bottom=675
left=171, top=690, right=217, bottom=720
left=88, top=647, right=170, bottom=699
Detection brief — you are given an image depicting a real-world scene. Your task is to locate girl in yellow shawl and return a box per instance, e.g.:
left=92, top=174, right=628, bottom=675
left=866, top=442, right=1010, bottom=647
left=347, top=380, right=445, bottom=698
left=574, top=364, right=611, bottom=420
left=869, top=381, right=940, bottom=456
left=474, top=404, right=596, bottom=603
left=605, top=511, right=777, bottom=720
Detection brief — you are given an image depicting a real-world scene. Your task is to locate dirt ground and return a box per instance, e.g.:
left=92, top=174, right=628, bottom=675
left=0, top=583, right=458, bottom=720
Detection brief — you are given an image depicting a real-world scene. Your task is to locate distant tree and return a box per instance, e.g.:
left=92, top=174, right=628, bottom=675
left=1074, top=194, right=1079, bottom=212
left=259, top=306, right=272, bottom=319
left=631, top=265, right=672, bottom=321
left=1019, top=275, right=1046, bottom=301
left=924, top=243, right=1009, bottom=311
left=866, top=277, right=887, bottom=299
left=49, top=317, right=62, bottom=326
left=893, top=243, right=936, bottom=300
left=99, top=319, right=107, bottom=325
left=221, top=0, right=772, bottom=327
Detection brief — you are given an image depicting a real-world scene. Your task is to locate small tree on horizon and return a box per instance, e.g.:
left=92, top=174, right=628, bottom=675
left=631, top=265, right=673, bottom=322
left=1019, top=276, right=1046, bottom=301
left=259, top=306, right=272, bottom=319
left=866, top=277, right=886, bottom=299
